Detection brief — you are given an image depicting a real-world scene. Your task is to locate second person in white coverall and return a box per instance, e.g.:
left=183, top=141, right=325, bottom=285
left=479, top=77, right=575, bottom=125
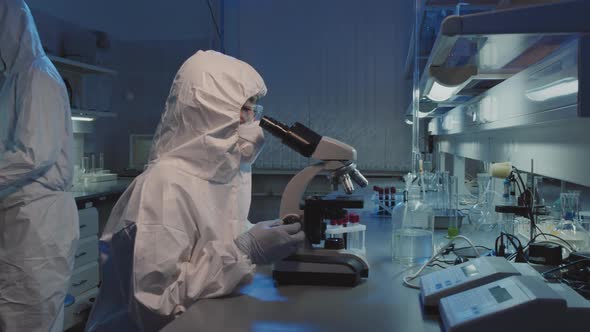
left=0, top=1, right=79, bottom=331
left=85, top=50, right=304, bottom=332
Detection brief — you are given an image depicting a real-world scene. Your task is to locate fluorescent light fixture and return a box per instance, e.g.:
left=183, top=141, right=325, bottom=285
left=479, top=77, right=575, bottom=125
left=426, top=81, right=461, bottom=102
left=71, top=116, right=95, bottom=122
left=525, top=77, right=578, bottom=102
left=405, top=119, right=413, bottom=125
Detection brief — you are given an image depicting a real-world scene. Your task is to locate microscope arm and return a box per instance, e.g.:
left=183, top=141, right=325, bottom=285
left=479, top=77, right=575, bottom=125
left=279, top=160, right=350, bottom=220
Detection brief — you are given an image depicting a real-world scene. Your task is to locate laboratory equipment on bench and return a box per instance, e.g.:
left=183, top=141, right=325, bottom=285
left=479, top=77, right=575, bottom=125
left=554, top=192, right=589, bottom=248
left=468, top=173, right=499, bottom=232
left=434, top=175, right=463, bottom=235
left=439, top=275, right=590, bottom=332
left=419, top=256, right=540, bottom=311
left=78, top=153, right=118, bottom=183
left=392, top=183, right=435, bottom=265
left=325, top=212, right=366, bottom=255
left=259, top=116, right=370, bottom=287
left=372, top=186, right=396, bottom=215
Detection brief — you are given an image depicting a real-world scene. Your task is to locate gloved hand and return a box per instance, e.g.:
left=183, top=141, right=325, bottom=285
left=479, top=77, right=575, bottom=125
left=234, top=219, right=305, bottom=265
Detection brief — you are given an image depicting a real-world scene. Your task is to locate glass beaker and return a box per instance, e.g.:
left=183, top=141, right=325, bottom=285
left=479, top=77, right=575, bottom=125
left=555, top=192, right=589, bottom=249
left=561, top=192, right=580, bottom=222
left=81, top=156, right=90, bottom=185
left=82, top=157, right=89, bottom=175
left=533, top=176, right=545, bottom=206
left=469, top=173, right=498, bottom=231
left=423, top=153, right=433, bottom=173
left=392, top=184, right=434, bottom=265
left=90, top=154, right=96, bottom=174
left=555, top=192, right=582, bottom=234
left=98, top=152, right=105, bottom=173
left=438, top=171, right=450, bottom=211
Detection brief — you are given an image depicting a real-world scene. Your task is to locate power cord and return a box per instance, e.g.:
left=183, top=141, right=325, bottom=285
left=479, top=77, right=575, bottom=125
left=542, top=259, right=590, bottom=279
left=403, top=235, right=480, bottom=289
left=495, top=232, right=525, bottom=262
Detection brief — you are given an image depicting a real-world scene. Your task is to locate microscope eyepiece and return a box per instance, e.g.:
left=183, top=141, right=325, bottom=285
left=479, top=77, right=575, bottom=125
left=259, top=116, right=289, bottom=138
left=259, top=116, right=322, bottom=158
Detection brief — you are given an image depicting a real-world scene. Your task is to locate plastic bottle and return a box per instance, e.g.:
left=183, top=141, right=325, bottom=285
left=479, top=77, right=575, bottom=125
left=392, top=183, right=435, bottom=265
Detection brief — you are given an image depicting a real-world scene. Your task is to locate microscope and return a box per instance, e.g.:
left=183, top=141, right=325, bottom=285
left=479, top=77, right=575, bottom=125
left=259, top=116, right=370, bottom=287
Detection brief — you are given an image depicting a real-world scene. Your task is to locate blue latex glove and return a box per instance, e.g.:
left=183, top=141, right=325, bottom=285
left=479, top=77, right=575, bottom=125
left=234, top=220, right=305, bottom=265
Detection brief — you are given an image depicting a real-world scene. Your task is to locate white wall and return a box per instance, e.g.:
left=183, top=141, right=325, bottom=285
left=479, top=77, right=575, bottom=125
left=224, top=0, right=414, bottom=172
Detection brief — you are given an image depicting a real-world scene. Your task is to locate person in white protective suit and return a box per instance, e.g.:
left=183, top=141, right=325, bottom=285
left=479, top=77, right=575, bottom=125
left=85, top=50, right=305, bottom=332
left=0, top=1, right=80, bottom=331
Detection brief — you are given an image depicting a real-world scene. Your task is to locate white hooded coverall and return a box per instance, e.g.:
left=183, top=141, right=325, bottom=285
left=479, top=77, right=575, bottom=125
left=0, top=1, right=79, bottom=331
left=85, top=50, right=267, bottom=332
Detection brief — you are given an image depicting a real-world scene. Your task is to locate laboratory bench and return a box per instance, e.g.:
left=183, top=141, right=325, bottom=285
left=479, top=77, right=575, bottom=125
left=162, top=212, right=472, bottom=332
left=70, top=178, right=134, bottom=208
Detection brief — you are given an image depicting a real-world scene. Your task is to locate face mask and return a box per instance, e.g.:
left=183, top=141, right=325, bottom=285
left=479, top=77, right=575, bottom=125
left=238, top=121, right=265, bottom=165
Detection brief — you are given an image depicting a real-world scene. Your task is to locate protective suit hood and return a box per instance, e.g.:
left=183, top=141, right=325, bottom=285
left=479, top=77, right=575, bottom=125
left=148, top=50, right=267, bottom=184
left=0, top=0, right=44, bottom=75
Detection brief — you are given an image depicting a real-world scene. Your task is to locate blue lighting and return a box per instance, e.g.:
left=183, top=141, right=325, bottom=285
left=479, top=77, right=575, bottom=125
left=239, top=274, right=288, bottom=302
left=251, top=321, right=321, bottom=332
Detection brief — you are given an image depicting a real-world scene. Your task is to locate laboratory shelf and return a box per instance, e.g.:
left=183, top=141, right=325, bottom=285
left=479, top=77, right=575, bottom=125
left=71, top=108, right=117, bottom=118
left=48, top=55, right=118, bottom=75
left=417, top=0, right=590, bottom=119
left=403, top=0, right=498, bottom=80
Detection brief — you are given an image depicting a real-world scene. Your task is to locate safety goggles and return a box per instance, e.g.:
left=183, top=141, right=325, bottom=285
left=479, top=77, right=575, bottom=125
left=240, top=104, right=264, bottom=124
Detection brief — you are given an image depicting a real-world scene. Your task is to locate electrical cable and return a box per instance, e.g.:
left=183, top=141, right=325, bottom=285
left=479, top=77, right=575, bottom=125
left=507, top=240, right=574, bottom=261
left=453, top=245, right=492, bottom=252
left=402, top=235, right=480, bottom=289
left=542, top=259, right=590, bottom=278
left=534, top=225, right=548, bottom=240
left=432, top=257, right=456, bottom=265
left=532, top=233, right=576, bottom=252
left=511, top=167, right=539, bottom=243
left=506, top=231, right=575, bottom=261
left=504, top=232, right=523, bottom=248
left=427, top=263, right=449, bottom=269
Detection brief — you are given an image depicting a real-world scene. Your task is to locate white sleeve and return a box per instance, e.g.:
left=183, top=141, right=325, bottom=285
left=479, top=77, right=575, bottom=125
left=0, top=70, right=66, bottom=190
left=132, top=223, right=255, bottom=317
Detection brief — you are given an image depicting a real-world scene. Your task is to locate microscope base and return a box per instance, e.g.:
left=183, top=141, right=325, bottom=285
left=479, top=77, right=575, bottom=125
left=272, top=249, right=369, bottom=287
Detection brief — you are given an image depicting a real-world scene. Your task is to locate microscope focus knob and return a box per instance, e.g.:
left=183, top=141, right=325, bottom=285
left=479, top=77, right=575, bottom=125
left=324, top=238, right=345, bottom=250
left=282, top=214, right=301, bottom=225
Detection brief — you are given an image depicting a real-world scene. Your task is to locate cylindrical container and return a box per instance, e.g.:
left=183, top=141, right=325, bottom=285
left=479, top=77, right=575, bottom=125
left=447, top=176, right=460, bottom=238
left=90, top=154, right=95, bottom=174
left=561, top=192, right=580, bottom=222
left=98, top=152, right=105, bottom=172
left=423, top=153, right=433, bottom=173
left=534, top=176, right=545, bottom=206
left=82, top=156, right=89, bottom=174
left=470, top=173, right=497, bottom=231
left=392, top=184, right=434, bottom=265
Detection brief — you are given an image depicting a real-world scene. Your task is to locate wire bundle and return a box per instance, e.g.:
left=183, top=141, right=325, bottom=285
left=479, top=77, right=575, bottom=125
left=402, top=235, right=480, bottom=289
